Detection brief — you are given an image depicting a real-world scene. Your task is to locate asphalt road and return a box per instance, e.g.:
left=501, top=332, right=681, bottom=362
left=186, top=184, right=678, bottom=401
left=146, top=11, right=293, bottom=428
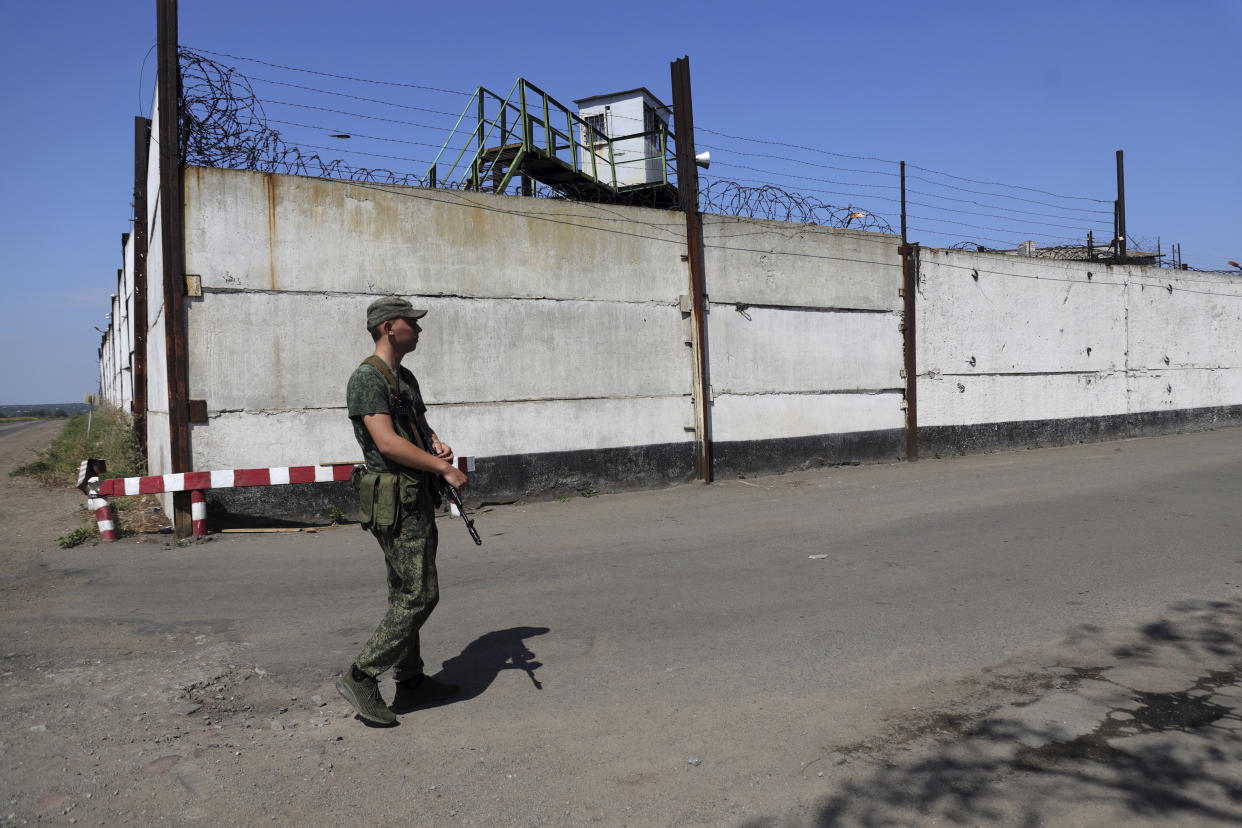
left=5, top=424, right=1242, bottom=825
left=0, top=419, right=43, bottom=439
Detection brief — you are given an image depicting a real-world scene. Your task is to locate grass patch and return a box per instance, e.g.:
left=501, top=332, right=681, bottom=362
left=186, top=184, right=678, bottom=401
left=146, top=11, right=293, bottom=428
left=10, top=405, right=145, bottom=487
left=58, top=525, right=99, bottom=549
left=11, top=406, right=164, bottom=545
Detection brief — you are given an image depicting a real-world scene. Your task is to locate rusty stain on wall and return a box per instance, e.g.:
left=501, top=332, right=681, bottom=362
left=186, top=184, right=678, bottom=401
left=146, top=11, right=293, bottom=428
left=265, top=173, right=277, bottom=291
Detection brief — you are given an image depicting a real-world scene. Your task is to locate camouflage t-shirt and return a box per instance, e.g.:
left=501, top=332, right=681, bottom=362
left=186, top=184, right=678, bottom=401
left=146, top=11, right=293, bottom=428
left=346, top=361, right=428, bottom=473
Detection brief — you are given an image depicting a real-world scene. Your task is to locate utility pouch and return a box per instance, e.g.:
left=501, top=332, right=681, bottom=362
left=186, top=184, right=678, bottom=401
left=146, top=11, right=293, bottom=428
left=351, top=468, right=399, bottom=531
left=398, top=471, right=438, bottom=515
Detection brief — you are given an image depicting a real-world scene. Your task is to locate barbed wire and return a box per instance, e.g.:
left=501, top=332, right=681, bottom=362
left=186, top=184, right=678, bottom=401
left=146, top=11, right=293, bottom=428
left=699, top=181, right=894, bottom=232
left=180, top=50, right=432, bottom=185
left=177, top=47, right=1216, bottom=258
left=179, top=50, right=895, bottom=229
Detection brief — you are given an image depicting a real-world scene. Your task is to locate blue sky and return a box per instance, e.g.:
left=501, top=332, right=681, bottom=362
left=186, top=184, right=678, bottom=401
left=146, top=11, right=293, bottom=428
left=1, top=0, right=1238, bottom=404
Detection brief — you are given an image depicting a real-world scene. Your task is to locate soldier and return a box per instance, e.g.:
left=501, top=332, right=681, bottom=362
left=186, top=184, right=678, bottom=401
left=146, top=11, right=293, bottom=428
left=336, top=296, right=469, bottom=726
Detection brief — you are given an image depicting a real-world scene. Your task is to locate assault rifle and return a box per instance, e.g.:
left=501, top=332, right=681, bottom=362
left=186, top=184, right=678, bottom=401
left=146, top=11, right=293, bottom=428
left=417, top=422, right=483, bottom=546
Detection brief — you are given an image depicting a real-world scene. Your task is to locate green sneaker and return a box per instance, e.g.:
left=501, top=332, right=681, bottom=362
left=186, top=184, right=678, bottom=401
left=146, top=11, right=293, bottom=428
left=336, top=667, right=396, bottom=726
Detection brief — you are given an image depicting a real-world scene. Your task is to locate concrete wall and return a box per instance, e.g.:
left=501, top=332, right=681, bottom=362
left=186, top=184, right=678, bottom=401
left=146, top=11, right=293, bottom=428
left=702, top=216, right=905, bottom=473
left=143, top=92, right=172, bottom=511
left=98, top=239, right=134, bottom=410
left=180, top=168, right=699, bottom=515
left=95, top=155, right=1242, bottom=525
left=917, top=248, right=1242, bottom=453
left=168, top=167, right=909, bottom=518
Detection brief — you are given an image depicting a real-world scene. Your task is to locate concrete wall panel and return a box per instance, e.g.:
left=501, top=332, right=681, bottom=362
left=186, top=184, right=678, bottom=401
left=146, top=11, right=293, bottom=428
left=1127, top=369, right=1242, bottom=413
left=919, top=371, right=1129, bottom=426
left=433, top=395, right=692, bottom=457
left=1126, top=276, right=1242, bottom=372
left=918, top=250, right=1242, bottom=432
left=145, top=189, right=171, bottom=473
left=703, top=216, right=901, bottom=311
left=712, top=392, right=904, bottom=442
left=193, top=394, right=692, bottom=470
left=187, top=292, right=689, bottom=412
left=192, top=409, right=355, bottom=471
left=184, top=167, right=687, bottom=303
left=709, top=305, right=902, bottom=395
left=918, top=250, right=1128, bottom=375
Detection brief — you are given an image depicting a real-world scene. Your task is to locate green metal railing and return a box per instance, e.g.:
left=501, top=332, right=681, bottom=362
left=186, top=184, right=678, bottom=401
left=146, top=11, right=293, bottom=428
left=425, top=78, right=675, bottom=199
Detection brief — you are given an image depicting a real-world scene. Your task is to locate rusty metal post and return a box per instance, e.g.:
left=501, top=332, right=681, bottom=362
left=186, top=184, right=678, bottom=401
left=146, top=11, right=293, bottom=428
left=901, top=245, right=919, bottom=462
left=899, top=162, right=917, bottom=461
left=1116, top=150, right=1127, bottom=263
left=157, top=0, right=192, bottom=537
left=670, top=56, right=712, bottom=483
left=900, top=160, right=907, bottom=246
left=132, top=116, right=151, bottom=457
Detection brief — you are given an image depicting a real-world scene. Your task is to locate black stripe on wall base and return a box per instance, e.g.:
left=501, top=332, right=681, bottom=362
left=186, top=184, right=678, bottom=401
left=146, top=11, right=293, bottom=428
left=920, top=404, right=1242, bottom=457
left=712, top=428, right=907, bottom=479
left=203, top=405, right=1242, bottom=526
left=205, top=481, right=356, bottom=528
left=467, top=441, right=697, bottom=502
left=204, top=441, right=698, bottom=526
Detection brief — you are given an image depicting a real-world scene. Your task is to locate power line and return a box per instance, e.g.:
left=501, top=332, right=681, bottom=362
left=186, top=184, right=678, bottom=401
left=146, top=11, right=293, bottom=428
left=697, top=125, right=1111, bottom=206
left=248, top=75, right=466, bottom=119
left=276, top=140, right=434, bottom=168
left=265, top=119, right=448, bottom=150
left=711, top=160, right=900, bottom=192
left=906, top=176, right=1111, bottom=215
left=262, top=98, right=458, bottom=133
left=183, top=46, right=472, bottom=96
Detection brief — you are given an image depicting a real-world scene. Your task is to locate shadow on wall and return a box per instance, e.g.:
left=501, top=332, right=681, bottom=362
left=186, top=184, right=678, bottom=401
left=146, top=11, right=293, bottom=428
left=751, top=599, right=1242, bottom=826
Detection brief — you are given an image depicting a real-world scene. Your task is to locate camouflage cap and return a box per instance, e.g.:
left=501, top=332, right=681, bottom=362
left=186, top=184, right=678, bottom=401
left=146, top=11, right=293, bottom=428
left=366, top=296, right=428, bottom=330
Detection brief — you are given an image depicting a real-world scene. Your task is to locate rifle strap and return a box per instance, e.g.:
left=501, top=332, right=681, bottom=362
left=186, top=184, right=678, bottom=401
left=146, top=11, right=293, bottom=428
left=361, top=355, right=429, bottom=453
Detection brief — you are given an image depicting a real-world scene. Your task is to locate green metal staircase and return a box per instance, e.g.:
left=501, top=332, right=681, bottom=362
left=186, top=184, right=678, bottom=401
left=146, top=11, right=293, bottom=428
left=425, top=79, right=679, bottom=208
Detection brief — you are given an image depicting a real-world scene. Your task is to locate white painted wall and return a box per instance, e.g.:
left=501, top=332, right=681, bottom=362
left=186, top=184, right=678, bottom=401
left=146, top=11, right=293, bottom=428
left=99, top=243, right=133, bottom=410
left=174, top=167, right=906, bottom=479
left=144, top=89, right=172, bottom=513
left=182, top=168, right=696, bottom=472
left=917, top=248, right=1242, bottom=427
left=703, top=216, right=906, bottom=442
left=95, top=156, right=1242, bottom=510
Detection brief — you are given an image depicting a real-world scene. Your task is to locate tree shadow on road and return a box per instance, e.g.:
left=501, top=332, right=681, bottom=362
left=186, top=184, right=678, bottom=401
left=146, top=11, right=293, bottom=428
left=393, top=625, right=550, bottom=712
left=767, top=599, right=1242, bottom=826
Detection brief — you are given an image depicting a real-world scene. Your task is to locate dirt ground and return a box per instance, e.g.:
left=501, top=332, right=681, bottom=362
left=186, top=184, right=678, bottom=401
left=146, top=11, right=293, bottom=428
left=4, top=420, right=1242, bottom=826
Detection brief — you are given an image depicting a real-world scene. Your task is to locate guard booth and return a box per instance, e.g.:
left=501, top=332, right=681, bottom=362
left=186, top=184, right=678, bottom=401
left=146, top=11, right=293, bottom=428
left=574, top=88, right=672, bottom=188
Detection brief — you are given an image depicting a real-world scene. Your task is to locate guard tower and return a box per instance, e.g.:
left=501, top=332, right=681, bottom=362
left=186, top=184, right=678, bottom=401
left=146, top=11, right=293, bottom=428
left=425, top=78, right=678, bottom=208
left=574, top=88, right=671, bottom=188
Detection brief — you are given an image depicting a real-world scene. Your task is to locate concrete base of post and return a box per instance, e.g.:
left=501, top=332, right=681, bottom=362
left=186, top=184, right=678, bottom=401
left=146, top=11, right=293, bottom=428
left=77, top=460, right=118, bottom=543
left=87, top=484, right=119, bottom=542
left=191, top=490, right=207, bottom=538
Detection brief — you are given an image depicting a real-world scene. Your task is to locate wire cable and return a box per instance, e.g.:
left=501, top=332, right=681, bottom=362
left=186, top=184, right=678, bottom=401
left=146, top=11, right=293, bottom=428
left=183, top=46, right=471, bottom=96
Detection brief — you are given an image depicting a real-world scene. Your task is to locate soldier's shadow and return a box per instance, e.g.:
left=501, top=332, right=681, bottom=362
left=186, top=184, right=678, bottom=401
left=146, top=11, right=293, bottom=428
left=394, top=625, right=550, bottom=712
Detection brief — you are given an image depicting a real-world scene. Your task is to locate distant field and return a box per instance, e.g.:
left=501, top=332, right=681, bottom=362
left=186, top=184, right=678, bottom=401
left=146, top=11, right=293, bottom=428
left=0, top=402, right=92, bottom=418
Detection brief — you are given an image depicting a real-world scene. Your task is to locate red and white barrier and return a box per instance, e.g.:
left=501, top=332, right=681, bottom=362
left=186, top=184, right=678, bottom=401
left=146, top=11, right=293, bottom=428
left=77, top=460, right=120, bottom=542
left=95, top=464, right=355, bottom=498
left=80, top=456, right=475, bottom=542
left=79, top=459, right=356, bottom=542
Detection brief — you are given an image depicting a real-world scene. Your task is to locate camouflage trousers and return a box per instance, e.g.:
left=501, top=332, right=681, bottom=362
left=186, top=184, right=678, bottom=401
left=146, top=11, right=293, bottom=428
left=354, top=498, right=439, bottom=681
